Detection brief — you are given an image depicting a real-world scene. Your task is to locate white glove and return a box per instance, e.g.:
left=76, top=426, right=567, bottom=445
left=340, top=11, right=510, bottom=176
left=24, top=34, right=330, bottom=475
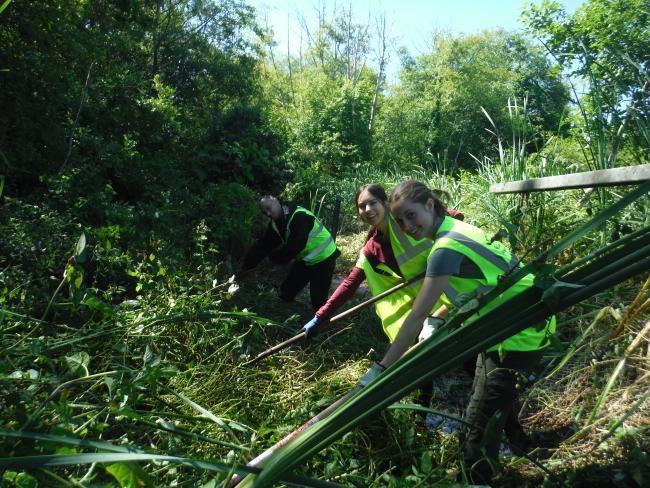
left=418, top=316, right=445, bottom=342
left=357, top=362, right=386, bottom=387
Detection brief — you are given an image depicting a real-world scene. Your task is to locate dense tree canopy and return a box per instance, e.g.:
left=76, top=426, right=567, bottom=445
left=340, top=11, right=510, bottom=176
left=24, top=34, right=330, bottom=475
left=523, top=0, right=650, bottom=166
left=258, top=5, right=380, bottom=182
left=0, top=0, right=284, bottom=200
left=372, top=30, right=569, bottom=171
left=2, top=0, right=645, bottom=201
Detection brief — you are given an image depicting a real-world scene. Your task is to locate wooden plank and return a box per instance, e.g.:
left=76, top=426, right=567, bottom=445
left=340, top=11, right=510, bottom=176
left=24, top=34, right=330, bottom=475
left=489, top=164, right=650, bottom=194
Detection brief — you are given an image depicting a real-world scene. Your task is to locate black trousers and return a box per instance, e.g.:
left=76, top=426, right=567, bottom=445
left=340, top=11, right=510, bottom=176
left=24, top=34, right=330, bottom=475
left=278, top=250, right=339, bottom=310
left=463, top=348, right=544, bottom=485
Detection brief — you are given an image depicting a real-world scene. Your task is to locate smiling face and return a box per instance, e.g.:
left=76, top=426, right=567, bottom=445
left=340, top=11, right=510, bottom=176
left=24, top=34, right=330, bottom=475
left=259, top=196, right=282, bottom=220
left=356, top=188, right=388, bottom=227
left=390, top=198, right=437, bottom=240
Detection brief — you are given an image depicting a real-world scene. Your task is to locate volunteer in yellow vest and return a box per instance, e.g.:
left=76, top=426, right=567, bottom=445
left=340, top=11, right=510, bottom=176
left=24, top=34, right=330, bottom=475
left=239, top=195, right=339, bottom=310
left=299, top=184, right=464, bottom=341
left=358, top=180, right=556, bottom=485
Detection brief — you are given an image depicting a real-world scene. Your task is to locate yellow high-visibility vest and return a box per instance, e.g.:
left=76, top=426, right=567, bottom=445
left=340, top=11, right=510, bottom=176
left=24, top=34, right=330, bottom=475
left=272, top=207, right=337, bottom=265
left=358, top=215, right=448, bottom=341
left=432, top=216, right=556, bottom=352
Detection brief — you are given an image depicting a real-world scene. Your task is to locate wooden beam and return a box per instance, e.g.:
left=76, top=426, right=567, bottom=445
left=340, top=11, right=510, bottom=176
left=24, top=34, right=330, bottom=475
left=490, top=164, right=650, bottom=194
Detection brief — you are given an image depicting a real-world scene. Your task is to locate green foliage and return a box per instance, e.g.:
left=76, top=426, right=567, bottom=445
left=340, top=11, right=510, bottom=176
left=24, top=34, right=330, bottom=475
left=258, top=3, right=383, bottom=179
left=1, top=471, right=37, bottom=488
left=106, top=462, right=153, bottom=488
left=265, top=66, right=375, bottom=177
left=0, top=0, right=12, bottom=15
left=2, top=1, right=649, bottom=486
left=0, top=0, right=286, bottom=201
left=523, top=0, right=650, bottom=168
left=373, top=30, right=569, bottom=171
left=0, top=219, right=269, bottom=484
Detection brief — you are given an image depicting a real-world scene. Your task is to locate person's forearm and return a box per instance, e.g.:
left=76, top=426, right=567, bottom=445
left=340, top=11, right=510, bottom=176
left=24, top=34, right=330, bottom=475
left=242, top=224, right=281, bottom=270
left=316, top=267, right=365, bottom=318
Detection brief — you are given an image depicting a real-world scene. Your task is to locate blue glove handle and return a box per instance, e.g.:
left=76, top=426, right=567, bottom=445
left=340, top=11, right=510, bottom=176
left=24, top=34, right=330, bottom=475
left=302, top=316, right=321, bottom=336
left=300, top=316, right=323, bottom=339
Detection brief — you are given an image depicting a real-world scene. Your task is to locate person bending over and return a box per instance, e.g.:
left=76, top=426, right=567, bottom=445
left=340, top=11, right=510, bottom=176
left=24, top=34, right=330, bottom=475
left=300, top=184, right=465, bottom=340
left=360, top=180, right=555, bottom=485
left=239, top=195, right=340, bottom=310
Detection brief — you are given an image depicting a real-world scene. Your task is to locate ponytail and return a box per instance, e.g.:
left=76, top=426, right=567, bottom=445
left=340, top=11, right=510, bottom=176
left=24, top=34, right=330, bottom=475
left=389, top=180, right=448, bottom=219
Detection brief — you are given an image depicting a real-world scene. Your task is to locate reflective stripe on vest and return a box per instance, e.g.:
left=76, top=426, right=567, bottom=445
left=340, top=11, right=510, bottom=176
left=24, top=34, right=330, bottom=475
left=358, top=251, right=447, bottom=342
left=273, top=207, right=337, bottom=265
left=442, top=283, right=492, bottom=307
left=390, top=218, right=433, bottom=266
left=388, top=216, right=432, bottom=280
left=437, top=230, right=519, bottom=274
left=433, top=216, right=555, bottom=352
left=301, top=221, right=335, bottom=262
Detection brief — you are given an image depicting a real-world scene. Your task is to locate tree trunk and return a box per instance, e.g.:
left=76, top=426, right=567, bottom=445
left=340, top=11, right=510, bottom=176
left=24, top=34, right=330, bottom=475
left=368, top=13, right=387, bottom=133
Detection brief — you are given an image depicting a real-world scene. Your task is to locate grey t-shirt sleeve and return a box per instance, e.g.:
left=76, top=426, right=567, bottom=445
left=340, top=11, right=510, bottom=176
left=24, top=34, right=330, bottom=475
left=426, top=248, right=485, bottom=279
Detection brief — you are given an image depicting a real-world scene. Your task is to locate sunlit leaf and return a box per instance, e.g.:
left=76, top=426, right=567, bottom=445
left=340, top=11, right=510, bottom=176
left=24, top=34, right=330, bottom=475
left=143, top=344, right=154, bottom=367
left=106, top=462, right=153, bottom=488
left=75, top=233, right=87, bottom=263
left=65, top=351, right=90, bottom=376
left=73, top=269, right=84, bottom=289
left=81, top=294, right=114, bottom=317
left=2, top=471, right=37, bottom=488
left=0, top=0, right=12, bottom=16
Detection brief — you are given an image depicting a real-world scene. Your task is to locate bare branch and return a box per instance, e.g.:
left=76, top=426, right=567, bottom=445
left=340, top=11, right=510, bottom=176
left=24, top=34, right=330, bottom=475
left=60, top=62, right=94, bottom=173
left=369, top=12, right=388, bottom=132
